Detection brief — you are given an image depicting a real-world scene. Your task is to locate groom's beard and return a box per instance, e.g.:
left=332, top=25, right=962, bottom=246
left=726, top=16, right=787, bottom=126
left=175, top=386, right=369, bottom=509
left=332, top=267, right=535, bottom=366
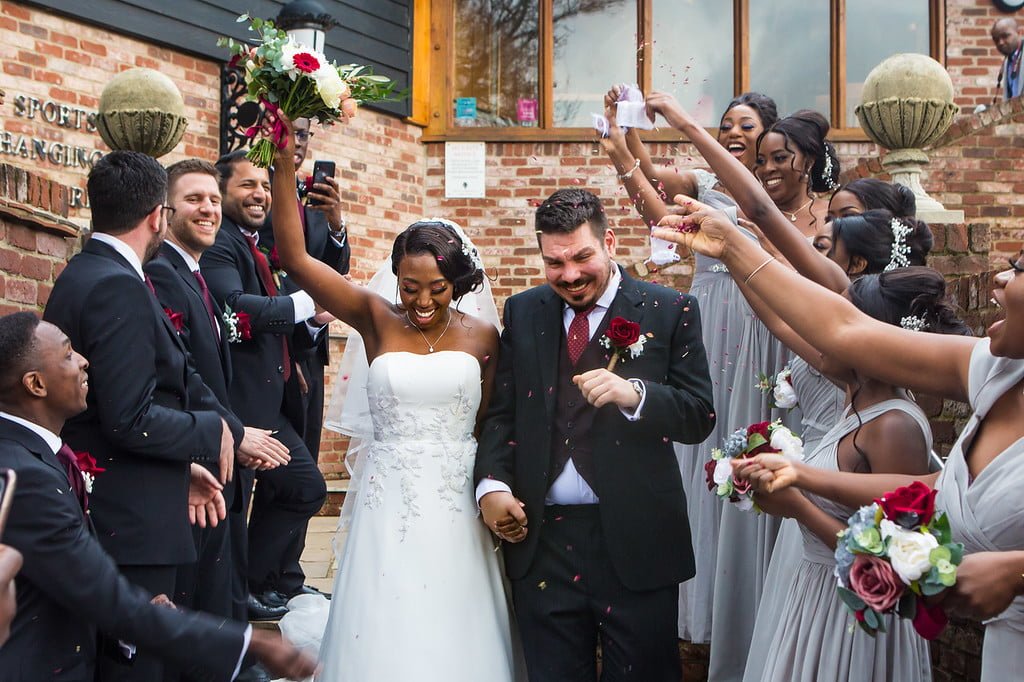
left=556, top=261, right=613, bottom=311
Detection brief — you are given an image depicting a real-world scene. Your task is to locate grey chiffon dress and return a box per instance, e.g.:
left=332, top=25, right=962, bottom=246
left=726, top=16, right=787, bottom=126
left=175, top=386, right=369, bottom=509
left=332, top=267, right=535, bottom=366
left=741, top=356, right=846, bottom=681
left=751, top=396, right=934, bottom=682
left=934, top=337, right=1024, bottom=682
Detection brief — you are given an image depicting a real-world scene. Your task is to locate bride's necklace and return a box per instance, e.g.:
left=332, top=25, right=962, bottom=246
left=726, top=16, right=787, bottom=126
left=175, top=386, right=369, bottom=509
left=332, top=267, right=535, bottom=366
left=407, top=309, right=452, bottom=353
left=783, top=198, right=813, bottom=222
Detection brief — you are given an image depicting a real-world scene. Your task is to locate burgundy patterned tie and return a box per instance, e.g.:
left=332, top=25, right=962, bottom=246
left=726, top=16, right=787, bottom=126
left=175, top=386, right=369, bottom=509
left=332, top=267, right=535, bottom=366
left=56, top=443, right=88, bottom=514
left=193, top=270, right=221, bottom=341
left=567, top=306, right=594, bottom=365
left=243, top=233, right=292, bottom=381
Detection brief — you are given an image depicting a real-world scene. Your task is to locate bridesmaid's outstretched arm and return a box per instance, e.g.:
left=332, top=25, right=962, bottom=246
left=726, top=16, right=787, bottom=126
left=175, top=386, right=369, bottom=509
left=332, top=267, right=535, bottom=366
left=646, top=91, right=850, bottom=294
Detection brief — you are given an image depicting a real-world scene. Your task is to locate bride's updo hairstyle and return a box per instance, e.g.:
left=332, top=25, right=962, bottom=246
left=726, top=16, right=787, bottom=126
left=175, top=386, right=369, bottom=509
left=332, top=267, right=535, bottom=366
left=831, top=209, right=933, bottom=273
left=847, top=266, right=972, bottom=336
left=391, top=220, right=485, bottom=299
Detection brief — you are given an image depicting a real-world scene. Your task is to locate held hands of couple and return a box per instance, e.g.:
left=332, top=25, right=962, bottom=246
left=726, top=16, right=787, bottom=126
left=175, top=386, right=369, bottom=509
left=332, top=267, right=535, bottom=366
left=480, top=491, right=528, bottom=543
left=572, top=369, right=640, bottom=411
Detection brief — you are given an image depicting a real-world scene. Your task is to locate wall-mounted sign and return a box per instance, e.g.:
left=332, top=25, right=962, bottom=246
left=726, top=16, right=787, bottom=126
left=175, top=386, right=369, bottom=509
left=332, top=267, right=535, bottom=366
left=517, top=98, right=537, bottom=124
left=454, top=97, right=477, bottom=126
left=444, top=141, right=485, bottom=199
left=1, top=94, right=104, bottom=170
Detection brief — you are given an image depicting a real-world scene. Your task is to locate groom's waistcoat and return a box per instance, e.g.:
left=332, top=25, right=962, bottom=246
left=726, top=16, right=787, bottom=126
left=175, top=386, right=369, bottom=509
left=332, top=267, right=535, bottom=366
left=549, top=311, right=613, bottom=492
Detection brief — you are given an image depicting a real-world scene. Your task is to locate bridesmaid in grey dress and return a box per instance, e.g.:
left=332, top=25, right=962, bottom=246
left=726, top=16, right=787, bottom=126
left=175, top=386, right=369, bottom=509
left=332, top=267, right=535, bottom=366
left=652, top=192, right=1024, bottom=682
left=599, top=89, right=783, bottom=643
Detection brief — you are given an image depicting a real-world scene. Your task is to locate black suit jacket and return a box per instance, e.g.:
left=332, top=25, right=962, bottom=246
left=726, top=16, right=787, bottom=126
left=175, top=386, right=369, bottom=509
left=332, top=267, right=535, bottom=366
left=145, top=243, right=240, bottom=507
left=0, top=419, right=247, bottom=682
left=261, top=200, right=350, bottom=365
left=43, top=238, right=241, bottom=566
left=200, top=216, right=299, bottom=427
left=473, top=270, right=715, bottom=590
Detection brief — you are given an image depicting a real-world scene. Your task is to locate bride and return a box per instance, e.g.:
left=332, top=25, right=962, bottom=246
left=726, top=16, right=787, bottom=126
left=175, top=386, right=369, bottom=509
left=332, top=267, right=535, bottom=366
left=268, top=117, right=520, bottom=680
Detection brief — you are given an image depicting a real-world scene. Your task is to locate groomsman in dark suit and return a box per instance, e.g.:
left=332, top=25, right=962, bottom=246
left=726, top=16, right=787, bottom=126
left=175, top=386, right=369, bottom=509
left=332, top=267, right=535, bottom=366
left=201, top=151, right=328, bottom=615
left=0, top=311, right=316, bottom=681
left=144, top=159, right=291, bottom=625
left=43, top=151, right=245, bottom=682
left=475, top=188, right=715, bottom=681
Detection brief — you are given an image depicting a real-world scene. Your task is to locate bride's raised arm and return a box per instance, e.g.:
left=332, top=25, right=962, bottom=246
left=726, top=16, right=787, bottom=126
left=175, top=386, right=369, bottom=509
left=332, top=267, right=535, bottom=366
left=269, top=115, right=383, bottom=340
left=653, top=202, right=977, bottom=403
left=645, top=91, right=851, bottom=294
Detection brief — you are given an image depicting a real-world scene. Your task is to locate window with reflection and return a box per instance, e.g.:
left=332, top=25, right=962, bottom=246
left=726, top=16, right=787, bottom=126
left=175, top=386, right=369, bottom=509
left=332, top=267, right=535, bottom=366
left=651, top=0, right=734, bottom=127
left=749, top=0, right=830, bottom=118
left=453, top=0, right=540, bottom=127
left=552, top=0, right=637, bottom=127
left=846, top=0, right=930, bottom=126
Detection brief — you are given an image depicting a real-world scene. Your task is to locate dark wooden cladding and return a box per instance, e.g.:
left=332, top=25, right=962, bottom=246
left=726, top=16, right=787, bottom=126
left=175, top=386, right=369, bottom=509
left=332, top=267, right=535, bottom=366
left=22, top=0, right=412, bottom=116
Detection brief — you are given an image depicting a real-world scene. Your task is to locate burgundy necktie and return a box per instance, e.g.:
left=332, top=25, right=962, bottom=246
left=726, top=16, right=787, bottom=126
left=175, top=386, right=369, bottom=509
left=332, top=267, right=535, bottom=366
left=193, top=270, right=221, bottom=341
left=567, top=306, right=595, bottom=365
left=144, top=274, right=157, bottom=297
left=243, top=234, right=292, bottom=381
left=56, top=443, right=88, bottom=514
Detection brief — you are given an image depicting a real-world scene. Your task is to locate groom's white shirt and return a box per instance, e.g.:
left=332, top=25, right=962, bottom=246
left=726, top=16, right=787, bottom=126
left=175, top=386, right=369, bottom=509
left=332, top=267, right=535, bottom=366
left=475, top=265, right=647, bottom=506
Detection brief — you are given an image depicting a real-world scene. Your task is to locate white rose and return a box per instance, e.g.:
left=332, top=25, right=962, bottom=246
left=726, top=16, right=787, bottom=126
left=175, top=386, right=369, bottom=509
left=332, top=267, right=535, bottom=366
left=773, top=377, right=798, bottom=408
left=278, top=41, right=302, bottom=78
left=713, top=458, right=733, bottom=486
left=735, top=496, right=754, bottom=512
left=769, top=427, right=804, bottom=460
left=881, top=519, right=938, bottom=584
left=313, top=66, right=348, bottom=109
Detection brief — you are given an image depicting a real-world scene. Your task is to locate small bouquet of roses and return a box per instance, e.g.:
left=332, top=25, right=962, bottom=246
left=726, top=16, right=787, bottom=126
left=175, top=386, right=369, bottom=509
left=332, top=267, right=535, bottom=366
left=755, top=365, right=798, bottom=409
left=219, top=14, right=398, bottom=167
left=834, top=482, right=963, bottom=639
left=705, top=419, right=803, bottom=512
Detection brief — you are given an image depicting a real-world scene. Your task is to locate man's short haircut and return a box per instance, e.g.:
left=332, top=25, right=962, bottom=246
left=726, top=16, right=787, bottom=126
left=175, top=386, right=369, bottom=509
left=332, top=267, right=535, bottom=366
left=214, top=150, right=251, bottom=193
left=0, top=311, right=41, bottom=398
left=165, top=159, right=221, bottom=198
left=534, top=188, right=608, bottom=240
left=87, top=151, right=167, bottom=235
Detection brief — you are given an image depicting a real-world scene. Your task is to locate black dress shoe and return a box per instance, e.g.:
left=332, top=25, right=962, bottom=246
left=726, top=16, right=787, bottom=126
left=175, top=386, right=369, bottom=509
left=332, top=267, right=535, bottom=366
left=286, top=584, right=332, bottom=600
left=247, top=593, right=288, bottom=621
left=258, top=589, right=288, bottom=608
left=236, top=663, right=272, bottom=682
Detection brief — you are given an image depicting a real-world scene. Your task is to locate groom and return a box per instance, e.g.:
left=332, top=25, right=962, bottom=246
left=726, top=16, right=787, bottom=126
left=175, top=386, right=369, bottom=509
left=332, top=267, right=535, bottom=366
left=475, top=188, right=715, bottom=680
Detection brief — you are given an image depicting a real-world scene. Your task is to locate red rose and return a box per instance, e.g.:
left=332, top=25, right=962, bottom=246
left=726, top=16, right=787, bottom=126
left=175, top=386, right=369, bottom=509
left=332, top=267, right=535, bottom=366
left=732, top=476, right=751, bottom=495
left=748, top=421, right=772, bottom=440
left=875, top=481, right=938, bottom=527
left=268, top=246, right=281, bottom=271
left=704, top=459, right=717, bottom=491
left=292, top=53, right=321, bottom=73
left=848, top=554, right=904, bottom=613
left=228, top=54, right=242, bottom=70
left=73, top=450, right=105, bottom=475
left=911, top=601, right=948, bottom=640
left=236, top=312, right=252, bottom=341
left=605, top=317, right=641, bottom=349
left=163, top=308, right=185, bottom=333
left=854, top=609, right=866, bottom=623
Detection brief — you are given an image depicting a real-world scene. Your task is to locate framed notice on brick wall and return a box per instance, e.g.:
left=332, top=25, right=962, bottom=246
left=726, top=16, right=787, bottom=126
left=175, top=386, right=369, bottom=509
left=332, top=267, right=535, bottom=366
left=444, top=142, right=485, bottom=199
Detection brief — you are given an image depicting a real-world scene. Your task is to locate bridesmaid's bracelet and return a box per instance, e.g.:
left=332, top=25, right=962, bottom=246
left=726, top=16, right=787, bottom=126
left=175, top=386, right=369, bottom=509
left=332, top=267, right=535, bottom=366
left=617, top=158, right=641, bottom=181
left=744, top=257, right=776, bottom=285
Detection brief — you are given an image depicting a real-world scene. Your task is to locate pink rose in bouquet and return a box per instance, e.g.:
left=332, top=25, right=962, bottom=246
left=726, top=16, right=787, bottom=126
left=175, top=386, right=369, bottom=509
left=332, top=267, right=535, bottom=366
left=848, top=554, right=903, bottom=613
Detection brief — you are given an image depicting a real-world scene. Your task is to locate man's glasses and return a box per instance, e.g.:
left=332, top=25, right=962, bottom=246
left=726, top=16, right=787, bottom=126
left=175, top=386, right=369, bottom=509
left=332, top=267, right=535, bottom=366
left=161, top=205, right=176, bottom=219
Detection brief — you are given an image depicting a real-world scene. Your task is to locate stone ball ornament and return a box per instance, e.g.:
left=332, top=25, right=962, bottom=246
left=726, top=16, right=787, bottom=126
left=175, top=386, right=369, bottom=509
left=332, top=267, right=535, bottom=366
left=855, top=53, right=958, bottom=162
left=95, top=68, right=188, bottom=159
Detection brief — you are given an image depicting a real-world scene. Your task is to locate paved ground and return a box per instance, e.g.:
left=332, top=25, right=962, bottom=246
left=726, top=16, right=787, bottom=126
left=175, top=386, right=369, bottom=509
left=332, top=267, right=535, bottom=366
left=299, top=515, right=342, bottom=594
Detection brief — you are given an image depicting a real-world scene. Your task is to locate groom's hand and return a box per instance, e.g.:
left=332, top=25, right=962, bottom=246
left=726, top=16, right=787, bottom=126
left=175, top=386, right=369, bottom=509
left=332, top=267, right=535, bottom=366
left=573, top=369, right=641, bottom=410
left=480, top=491, right=528, bottom=543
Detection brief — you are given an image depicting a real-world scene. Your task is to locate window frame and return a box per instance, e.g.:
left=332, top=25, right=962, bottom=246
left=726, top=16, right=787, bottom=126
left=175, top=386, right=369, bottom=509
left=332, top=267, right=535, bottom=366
left=417, top=0, right=945, bottom=142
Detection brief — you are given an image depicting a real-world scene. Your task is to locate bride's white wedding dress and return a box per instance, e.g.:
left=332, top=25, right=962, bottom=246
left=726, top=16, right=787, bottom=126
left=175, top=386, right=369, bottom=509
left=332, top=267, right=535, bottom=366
left=315, top=350, right=519, bottom=681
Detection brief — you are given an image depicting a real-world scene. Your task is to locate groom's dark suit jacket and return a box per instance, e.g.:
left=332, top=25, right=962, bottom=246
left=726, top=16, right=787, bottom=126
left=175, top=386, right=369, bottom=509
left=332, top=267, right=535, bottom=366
left=474, top=269, right=715, bottom=590
left=0, top=418, right=247, bottom=682
left=43, top=238, right=243, bottom=566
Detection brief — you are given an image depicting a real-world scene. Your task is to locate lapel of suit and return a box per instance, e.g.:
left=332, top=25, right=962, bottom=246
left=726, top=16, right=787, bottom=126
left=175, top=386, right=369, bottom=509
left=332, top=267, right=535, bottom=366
left=164, top=245, right=232, bottom=366
left=534, top=287, right=563, bottom=419
left=603, top=267, right=646, bottom=337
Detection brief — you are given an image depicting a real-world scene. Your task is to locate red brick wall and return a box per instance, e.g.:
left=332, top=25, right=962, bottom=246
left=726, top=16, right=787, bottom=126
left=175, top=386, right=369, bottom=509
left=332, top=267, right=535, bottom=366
left=945, top=0, right=1022, bottom=113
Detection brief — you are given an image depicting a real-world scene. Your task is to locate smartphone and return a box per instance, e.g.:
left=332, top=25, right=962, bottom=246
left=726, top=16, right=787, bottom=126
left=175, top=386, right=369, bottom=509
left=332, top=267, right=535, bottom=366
left=307, top=160, right=336, bottom=207
left=0, top=469, right=15, bottom=541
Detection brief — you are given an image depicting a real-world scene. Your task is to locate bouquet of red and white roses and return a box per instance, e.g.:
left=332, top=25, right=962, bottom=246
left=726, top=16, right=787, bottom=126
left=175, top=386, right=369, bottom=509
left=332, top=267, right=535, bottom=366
left=835, top=482, right=962, bottom=639
left=705, top=419, right=803, bottom=512
left=219, top=14, right=398, bottom=167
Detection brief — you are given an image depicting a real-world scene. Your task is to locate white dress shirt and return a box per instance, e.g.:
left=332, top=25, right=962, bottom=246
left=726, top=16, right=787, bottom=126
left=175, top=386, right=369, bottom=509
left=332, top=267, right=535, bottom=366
left=89, top=232, right=146, bottom=280
left=475, top=264, right=647, bottom=507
